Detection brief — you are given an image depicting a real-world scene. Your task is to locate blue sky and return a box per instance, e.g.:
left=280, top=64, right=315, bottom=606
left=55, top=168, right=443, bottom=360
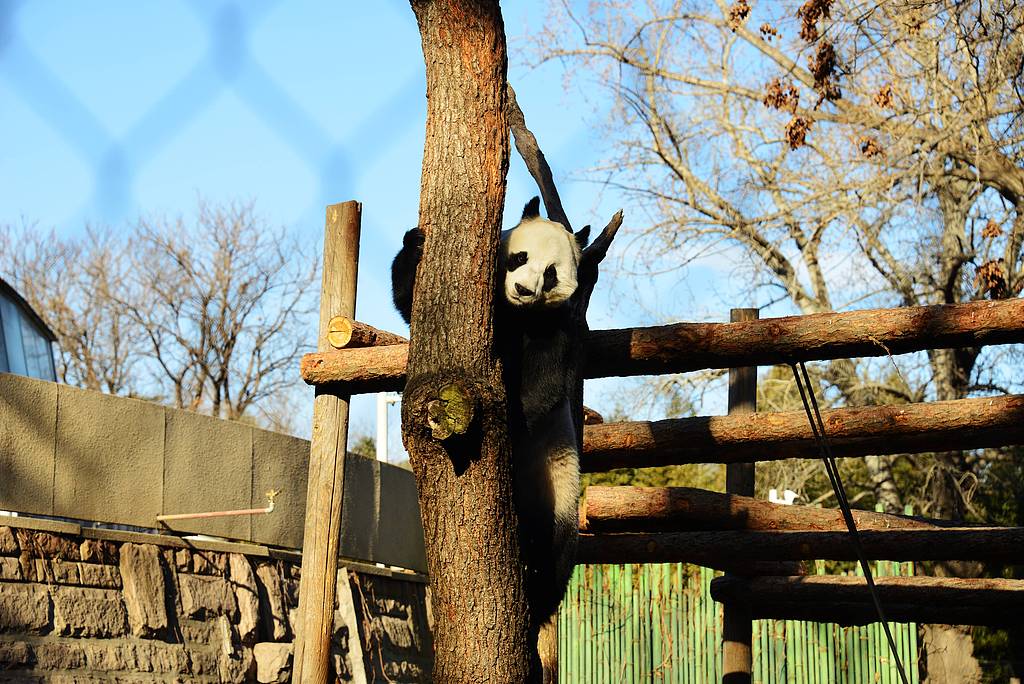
left=0, top=0, right=735, bottom=454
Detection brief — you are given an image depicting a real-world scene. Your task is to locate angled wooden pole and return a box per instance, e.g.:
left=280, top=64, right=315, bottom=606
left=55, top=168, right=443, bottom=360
left=293, top=201, right=361, bottom=683
left=722, top=307, right=758, bottom=684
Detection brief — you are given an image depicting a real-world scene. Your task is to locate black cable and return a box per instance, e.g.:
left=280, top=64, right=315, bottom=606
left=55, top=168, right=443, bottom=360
left=790, top=362, right=910, bottom=684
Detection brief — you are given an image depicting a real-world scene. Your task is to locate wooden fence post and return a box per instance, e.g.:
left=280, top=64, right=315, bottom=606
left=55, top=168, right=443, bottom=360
left=722, top=307, right=758, bottom=684
left=293, top=201, right=361, bottom=683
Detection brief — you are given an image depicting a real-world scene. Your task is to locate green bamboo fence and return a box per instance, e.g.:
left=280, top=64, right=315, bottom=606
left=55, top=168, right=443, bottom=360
left=558, top=560, right=920, bottom=683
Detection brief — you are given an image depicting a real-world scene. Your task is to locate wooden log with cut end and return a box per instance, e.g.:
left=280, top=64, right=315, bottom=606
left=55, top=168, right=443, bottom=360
left=577, top=527, right=1024, bottom=565
left=325, top=316, right=407, bottom=349
left=299, top=299, right=1024, bottom=392
left=580, top=485, right=950, bottom=533
left=710, top=575, right=1024, bottom=626
left=581, top=394, right=1024, bottom=472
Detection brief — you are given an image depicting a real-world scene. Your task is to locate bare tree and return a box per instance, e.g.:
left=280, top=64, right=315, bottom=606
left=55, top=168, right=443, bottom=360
left=0, top=201, right=316, bottom=433
left=124, top=200, right=316, bottom=423
left=533, top=0, right=1024, bottom=675
left=0, top=224, right=144, bottom=396
left=533, top=0, right=1023, bottom=504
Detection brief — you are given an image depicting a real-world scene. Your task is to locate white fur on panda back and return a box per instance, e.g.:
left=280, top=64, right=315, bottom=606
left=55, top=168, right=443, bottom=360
left=502, top=218, right=581, bottom=308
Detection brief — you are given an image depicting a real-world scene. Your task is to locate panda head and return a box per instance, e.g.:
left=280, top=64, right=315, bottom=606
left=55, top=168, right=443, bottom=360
left=501, top=197, right=590, bottom=309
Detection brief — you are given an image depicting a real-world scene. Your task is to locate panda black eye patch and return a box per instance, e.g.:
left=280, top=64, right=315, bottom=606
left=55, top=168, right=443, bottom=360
left=542, top=264, right=558, bottom=292
left=507, top=251, right=528, bottom=272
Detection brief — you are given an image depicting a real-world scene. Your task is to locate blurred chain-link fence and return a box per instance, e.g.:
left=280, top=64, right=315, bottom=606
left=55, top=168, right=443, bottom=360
left=0, top=0, right=421, bottom=230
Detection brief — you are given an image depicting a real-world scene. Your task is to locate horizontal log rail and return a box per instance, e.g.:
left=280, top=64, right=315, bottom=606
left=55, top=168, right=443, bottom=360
left=710, top=575, right=1024, bottom=627
left=302, top=344, right=409, bottom=394
left=301, top=299, right=1024, bottom=392
left=580, top=486, right=956, bottom=533
left=581, top=393, right=1024, bottom=472
left=577, top=527, right=1024, bottom=565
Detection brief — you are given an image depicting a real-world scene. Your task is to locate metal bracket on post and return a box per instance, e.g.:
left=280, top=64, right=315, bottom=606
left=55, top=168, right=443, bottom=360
left=375, top=392, right=402, bottom=463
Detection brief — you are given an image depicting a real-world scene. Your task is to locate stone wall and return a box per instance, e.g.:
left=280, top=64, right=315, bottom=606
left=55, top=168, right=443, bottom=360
left=0, top=521, right=433, bottom=682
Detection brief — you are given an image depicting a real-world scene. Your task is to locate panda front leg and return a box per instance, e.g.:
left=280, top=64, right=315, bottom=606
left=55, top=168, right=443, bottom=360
left=538, top=440, right=580, bottom=683
left=514, top=398, right=580, bottom=683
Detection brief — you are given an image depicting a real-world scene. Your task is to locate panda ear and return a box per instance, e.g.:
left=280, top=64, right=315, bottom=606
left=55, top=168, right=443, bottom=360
left=575, top=225, right=591, bottom=249
left=522, top=196, right=541, bottom=219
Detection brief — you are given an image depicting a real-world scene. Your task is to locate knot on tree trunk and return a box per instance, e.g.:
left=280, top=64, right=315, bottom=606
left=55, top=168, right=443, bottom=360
left=402, top=374, right=499, bottom=443
left=426, top=382, right=475, bottom=440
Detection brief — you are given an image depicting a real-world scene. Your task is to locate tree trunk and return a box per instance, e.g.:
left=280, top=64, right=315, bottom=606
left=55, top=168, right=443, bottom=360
left=403, top=2, right=531, bottom=682
left=918, top=176, right=984, bottom=682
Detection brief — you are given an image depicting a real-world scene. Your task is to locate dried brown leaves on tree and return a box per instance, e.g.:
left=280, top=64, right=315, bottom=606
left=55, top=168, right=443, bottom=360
left=727, top=0, right=750, bottom=31
left=808, top=40, right=841, bottom=103
left=859, top=136, right=883, bottom=158
left=796, top=0, right=834, bottom=42
left=785, top=116, right=812, bottom=149
left=975, top=259, right=1008, bottom=298
left=982, top=219, right=1003, bottom=239
left=874, top=84, right=894, bottom=109
left=533, top=0, right=1024, bottom=519
left=759, top=22, right=779, bottom=41
left=763, top=78, right=799, bottom=112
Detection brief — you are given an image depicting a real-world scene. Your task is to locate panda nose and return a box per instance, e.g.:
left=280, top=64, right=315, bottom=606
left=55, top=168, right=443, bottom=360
left=515, top=283, right=534, bottom=297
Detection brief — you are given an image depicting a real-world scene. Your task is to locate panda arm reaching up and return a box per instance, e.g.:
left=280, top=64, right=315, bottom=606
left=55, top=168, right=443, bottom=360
left=391, top=227, right=424, bottom=325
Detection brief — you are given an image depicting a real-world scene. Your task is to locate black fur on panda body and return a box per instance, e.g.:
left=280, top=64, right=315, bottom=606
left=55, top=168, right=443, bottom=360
left=391, top=197, right=587, bottom=677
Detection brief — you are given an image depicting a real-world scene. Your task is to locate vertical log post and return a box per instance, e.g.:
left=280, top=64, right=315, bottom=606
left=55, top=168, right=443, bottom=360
left=722, top=307, right=758, bottom=684
left=293, top=201, right=361, bottom=683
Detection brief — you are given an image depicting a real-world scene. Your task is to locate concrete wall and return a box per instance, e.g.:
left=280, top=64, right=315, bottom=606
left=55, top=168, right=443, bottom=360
left=0, top=373, right=426, bottom=572
left=0, top=518, right=433, bottom=682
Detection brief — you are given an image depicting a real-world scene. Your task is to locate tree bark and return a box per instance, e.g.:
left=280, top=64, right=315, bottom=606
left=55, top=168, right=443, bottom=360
left=722, top=308, right=757, bottom=684
left=710, top=575, right=1024, bottom=627
left=300, top=298, right=1024, bottom=391
left=302, top=344, right=408, bottom=392
left=404, top=2, right=530, bottom=682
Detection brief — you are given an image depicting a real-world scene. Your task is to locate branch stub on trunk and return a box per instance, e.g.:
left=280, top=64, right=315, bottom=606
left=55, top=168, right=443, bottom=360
left=426, top=381, right=475, bottom=440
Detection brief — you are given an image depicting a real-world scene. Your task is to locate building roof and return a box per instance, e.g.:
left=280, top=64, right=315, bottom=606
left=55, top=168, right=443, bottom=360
left=0, top=277, right=57, bottom=342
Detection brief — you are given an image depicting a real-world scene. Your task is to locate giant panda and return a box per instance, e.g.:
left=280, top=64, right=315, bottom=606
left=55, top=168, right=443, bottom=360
left=391, top=197, right=589, bottom=680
